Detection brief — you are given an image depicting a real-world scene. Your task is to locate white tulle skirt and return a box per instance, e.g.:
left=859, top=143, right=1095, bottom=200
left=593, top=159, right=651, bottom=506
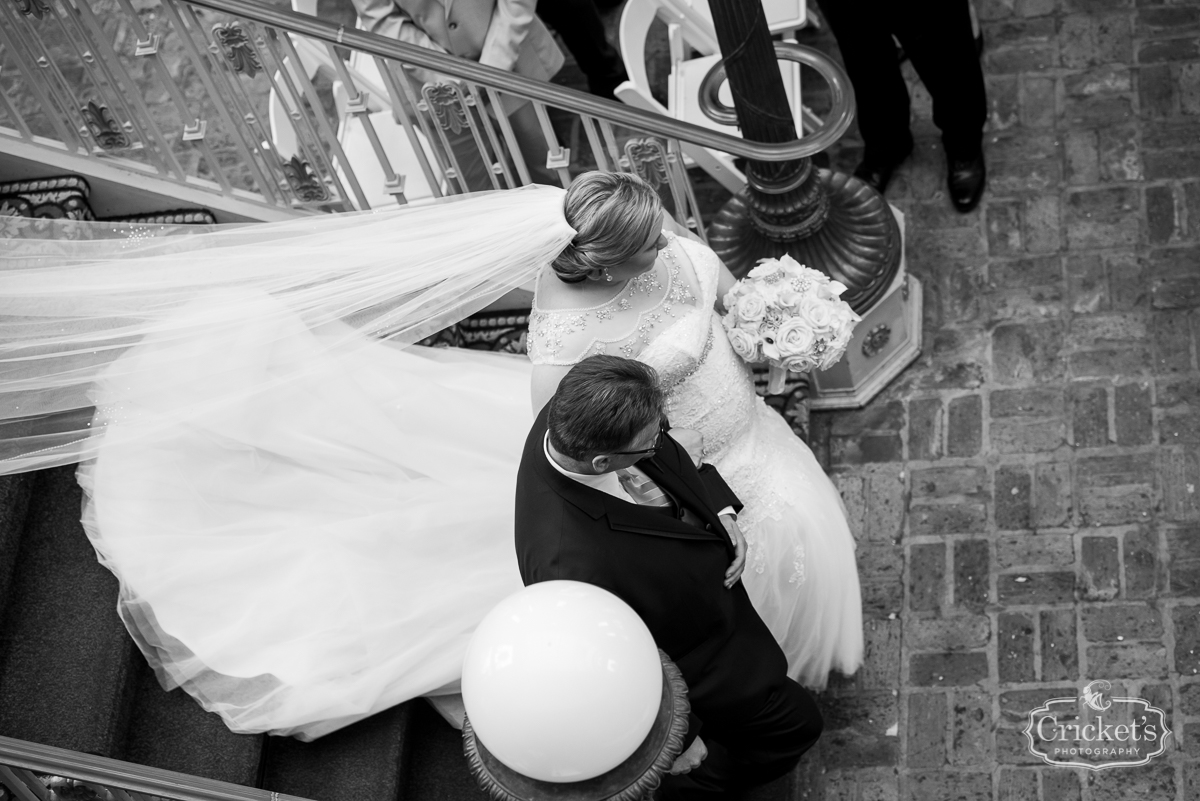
left=79, top=293, right=532, bottom=740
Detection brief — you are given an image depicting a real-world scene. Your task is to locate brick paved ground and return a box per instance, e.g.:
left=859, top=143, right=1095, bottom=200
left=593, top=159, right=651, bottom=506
left=780, top=1, right=1200, bottom=799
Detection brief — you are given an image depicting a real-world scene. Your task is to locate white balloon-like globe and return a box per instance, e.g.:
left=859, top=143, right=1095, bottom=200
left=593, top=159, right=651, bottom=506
left=461, top=580, right=663, bottom=782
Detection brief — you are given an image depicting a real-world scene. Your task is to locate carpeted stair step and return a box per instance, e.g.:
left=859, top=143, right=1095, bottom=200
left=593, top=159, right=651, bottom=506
left=120, top=659, right=263, bottom=787
left=261, top=702, right=416, bottom=801
left=0, top=474, right=33, bottom=622
left=0, top=465, right=137, bottom=757
left=403, top=700, right=488, bottom=801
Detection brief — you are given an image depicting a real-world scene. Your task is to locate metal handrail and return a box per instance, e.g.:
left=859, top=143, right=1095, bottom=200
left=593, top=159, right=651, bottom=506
left=184, top=0, right=850, bottom=161
left=0, top=735, right=315, bottom=801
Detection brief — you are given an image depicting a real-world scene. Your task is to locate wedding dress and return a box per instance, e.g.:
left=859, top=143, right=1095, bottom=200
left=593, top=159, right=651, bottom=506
left=0, top=185, right=859, bottom=741
left=527, top=234, right=863, bottom=688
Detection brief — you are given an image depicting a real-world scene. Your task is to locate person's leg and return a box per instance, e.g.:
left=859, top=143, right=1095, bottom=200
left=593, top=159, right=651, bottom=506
left=506, top=101, right=560, bottom=186
left=536, top=0, right=628, bottom=100
left=816, top=0, right=913, bottom=172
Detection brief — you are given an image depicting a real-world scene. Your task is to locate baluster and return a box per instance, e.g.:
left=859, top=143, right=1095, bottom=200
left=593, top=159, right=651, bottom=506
left=529, top=100, right=570, bottom=188
left=323, top=42, right=406, bottom=203
left=0, top=66, right=36, bottom=139
left=463, top=82, right=516, bottom=190
left=483, top=87, right=529, bottom=186
left=579, top=115, right=609, bottom=173
left=66, top=0, right=186, bottom=178
left=0, top=0, right=86, bottom=151
left=111, top=0, right=235, bottom=196
left=157, top=0, right=279, bottom=204
left=373, top=57, right=444, bottom=199
left=666, top=138, right=707, bottom=243
left=0, top=766, right=47, bottom=801
left=417, top=81, right=479, bottom=194
left=267, top=20, right=369, bottom=208
left=597, top=119, right=623, bottom=175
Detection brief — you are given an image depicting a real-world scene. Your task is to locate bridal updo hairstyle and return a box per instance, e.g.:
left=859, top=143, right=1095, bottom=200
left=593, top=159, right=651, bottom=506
left=551, top=171, right=664, bottom=284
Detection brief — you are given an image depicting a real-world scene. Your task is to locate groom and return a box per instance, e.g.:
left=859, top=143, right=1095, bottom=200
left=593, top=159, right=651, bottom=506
left=514, top=355, right=822, bottom=799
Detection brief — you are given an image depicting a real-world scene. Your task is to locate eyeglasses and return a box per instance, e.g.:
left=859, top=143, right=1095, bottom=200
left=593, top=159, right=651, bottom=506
left=612, top=424, right=667, bottom=457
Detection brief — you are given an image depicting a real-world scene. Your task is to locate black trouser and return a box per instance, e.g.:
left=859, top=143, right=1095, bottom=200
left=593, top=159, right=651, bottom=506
left=536, top=0, right=628, bottom=99
left=816, top=0, right=986, bottom=162
left=660, top=679, right=823, bottom=800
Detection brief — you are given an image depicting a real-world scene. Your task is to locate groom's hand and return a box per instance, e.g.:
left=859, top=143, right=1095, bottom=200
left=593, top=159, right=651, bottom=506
left=669, top=736, right=707, bottom=775
left=721, top=513, right=746, bottom=588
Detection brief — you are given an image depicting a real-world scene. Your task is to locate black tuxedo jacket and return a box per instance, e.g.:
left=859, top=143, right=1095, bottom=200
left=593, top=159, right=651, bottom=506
left=514, top=404, right=792, bottom=730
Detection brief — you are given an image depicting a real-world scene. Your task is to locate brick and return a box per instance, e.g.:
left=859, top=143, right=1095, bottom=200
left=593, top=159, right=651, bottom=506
left=989, top=74, right=1021, bottom=132
left=909, top=543, right=946, bottom=613
left=1160, top=408, right=1200, bottom=446
left=986, top=16, right=1057, bottom=47
left=910, top=652, right=989, bottom=687
left=946, top=395, right=983, bottom=457
left=906, top=692, right=947, bottom=768
left=996, top=726, right=1042, bottom=764
left=1077, top=453, right=1156, bottom=525
left=908, top=398, right=943, bottom=461
left=1146, top=185, right=1181, bottom=246
left=991, top=418, right=1068, bottom=453
left=1160, top=448, right=1200, bottom=522
left=1067, top=254, right=1107, bottom=313
left=999, top=613, right=1037, bottom=682
left=954, top=540, right=991, bottom=611
left=859, top=543, right=905, bottom=580
left=986, top=44, right=1058, bottom=74
left=997, top=533, right=1074, bottom=569
left=1182, top=63, right=1200, bottom=115
left=1064, top=130, right=1101, bottom=186
left=1148, top=246, right=1200, bottom=310
left=1182, top=683, right=1200, bottom=715
left=1144, top=150, right=1200, bottom=182
left=1087, top=644, right=1169, bottom=678
left=999, top=688, right=1070, bottom=725
left=1070, top=310, right=1149, bottom=348
left=906, top=616, right=991, bottom=652
left=1071, top=387, right=1110, bottom=452
left=995, top=467, right=1032, bottom=531
left=989, top=153, right=1065, bottom=195
left=993, top=322, right=1066, bottom=385
left=911, top=467, right=988, bottom=500
left=992, top=387, right=1064, bottom=417
left=1140, top=682, right=1172, bottom=716
left=1021, top=76, right=1058, bottom=128
left=1114, top=383, right=1153, bottom=445
left=1167, top=526, right=1200, bottom=595
left=864, top=465, right=907, bottom=543
left=904, top=772, right=990, bottom=801
left=999, top=572, right=1076, bottom=604
left=858, top=618, right=901, bottom=688
left=998, top=768, right=1038, bottom=801
left=910, top=504, right=989, bottom=536
left=1081, top=536, right=1121, bottom=600
left=1081, top=604, right=1164, bottom=641
left=1060, top=15, right=1094, bottom=69
left=1061, top=68, right=1135, bottom=127
left=831, top=433, right=904, bottom=465
left=1137, top=37, right=1200, bottom=63
left=1137, top=6, right=1200, bottom=36
left=1087, top=761, right=1175, bottom=801
left=820, top=691, right=900, bottom=768
left=1103, top=252, right=1150, bottom=311
left=1097, top=126, right=1143, bottom=182
left=1033, top=461, right=1073, bottom=528
left=1042, top=608, right=1080, bottom=681
left=1137, top=64, right=1176, bottom=119
left=1188, top=182, right=1200, bottom=238
left=987, top=201, right=1023, bottom=256
left=1042, top=769, right=1082, bottom=801
left=1124, top=526, right=1162, bottom=598
left=950, top=691, right=992, bottom=765
left=1023, top=195, right=1061, bottom=253
left=1151, top=311, right=1196, bottom=373
left=1143, top=122, right=1200, bottom=151
left=1069, top=345, right=1155, bottom=378
left=1064, top=187, right=1141, bottom=250
left=862, top=577, right=904, bottom=620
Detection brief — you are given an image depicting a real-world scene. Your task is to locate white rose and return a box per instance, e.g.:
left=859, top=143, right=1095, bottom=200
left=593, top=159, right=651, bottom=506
left=736, top=292, right=767, bottom=324
left=775, top=317, right=817, bottom=358
left=782, top=354, right=817, bottom=373
left=725, top=327, right=761, bottom=362
left=799, top=295, right=835, bottom=329
left=777, top=291, right=804, bottom=310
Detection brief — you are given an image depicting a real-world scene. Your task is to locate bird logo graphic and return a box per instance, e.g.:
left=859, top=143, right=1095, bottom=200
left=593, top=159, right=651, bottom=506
left=1081, top=680, right=1112, bottom=712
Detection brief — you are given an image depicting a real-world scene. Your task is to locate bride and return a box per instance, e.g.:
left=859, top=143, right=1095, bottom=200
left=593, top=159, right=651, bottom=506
left=0, top=174, right=859, bottom=742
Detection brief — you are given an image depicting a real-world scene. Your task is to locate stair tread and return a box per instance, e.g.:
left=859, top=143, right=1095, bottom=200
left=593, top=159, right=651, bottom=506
left=262, top=702, right=415, bottom=801
left=122, top=661, right=263, bottom=787
left=0, top=473, right=33, bottom=622
left=0, top=466, right=136, bottom=757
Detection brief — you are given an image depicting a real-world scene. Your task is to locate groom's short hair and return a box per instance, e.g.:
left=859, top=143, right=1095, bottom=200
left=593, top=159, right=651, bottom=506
left=548, top=356, right=663, bottom=461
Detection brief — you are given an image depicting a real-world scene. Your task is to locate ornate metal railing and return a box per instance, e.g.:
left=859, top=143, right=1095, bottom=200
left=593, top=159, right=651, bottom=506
left=0, top=0, right=847, bottom=226
left=0, top=735, right=314, bottom=801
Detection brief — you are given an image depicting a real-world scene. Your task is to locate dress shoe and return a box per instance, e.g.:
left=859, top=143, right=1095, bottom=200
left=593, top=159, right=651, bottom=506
left=947, top=150, right=986, bottom=213
left=852, top=143, right=912, bottom=195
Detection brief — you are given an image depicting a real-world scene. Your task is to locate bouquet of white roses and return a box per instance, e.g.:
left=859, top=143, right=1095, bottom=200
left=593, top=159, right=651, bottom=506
left=721, top=254, right=861, bottom=394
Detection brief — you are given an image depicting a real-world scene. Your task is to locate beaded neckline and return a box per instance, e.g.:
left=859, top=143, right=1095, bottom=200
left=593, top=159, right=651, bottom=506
left=534, top=233, right=680, bottom=314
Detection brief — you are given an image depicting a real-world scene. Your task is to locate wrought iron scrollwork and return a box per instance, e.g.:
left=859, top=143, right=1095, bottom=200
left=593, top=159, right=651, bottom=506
left=13, top=0, right=51, bottom=19
left=422, top=83, right=470, bottom=135
left=622, top=138, right=670, bottom=190
left=212, top=22, right=262, bottom=78
left=281, top=155, right=329, bottom=202
left=80, top=101, right=131, bottom=151
left=861, top=324, right=891, bottom=359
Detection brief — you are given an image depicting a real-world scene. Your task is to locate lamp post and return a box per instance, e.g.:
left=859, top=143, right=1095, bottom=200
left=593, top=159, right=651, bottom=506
left=702, top=1, right=902, bottom=314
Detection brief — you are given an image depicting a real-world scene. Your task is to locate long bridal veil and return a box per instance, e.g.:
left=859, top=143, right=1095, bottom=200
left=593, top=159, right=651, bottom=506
left=1, top=185, right=574, bottom=739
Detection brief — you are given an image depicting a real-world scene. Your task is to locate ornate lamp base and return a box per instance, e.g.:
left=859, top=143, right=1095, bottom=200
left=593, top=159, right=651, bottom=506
left=707, top=169, right=904, bottom=314
left=462, top=650, right=690, bottom=801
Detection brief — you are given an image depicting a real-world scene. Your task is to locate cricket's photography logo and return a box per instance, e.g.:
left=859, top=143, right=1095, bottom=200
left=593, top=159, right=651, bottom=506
left=1023, top=681, right=1172, bottom=770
